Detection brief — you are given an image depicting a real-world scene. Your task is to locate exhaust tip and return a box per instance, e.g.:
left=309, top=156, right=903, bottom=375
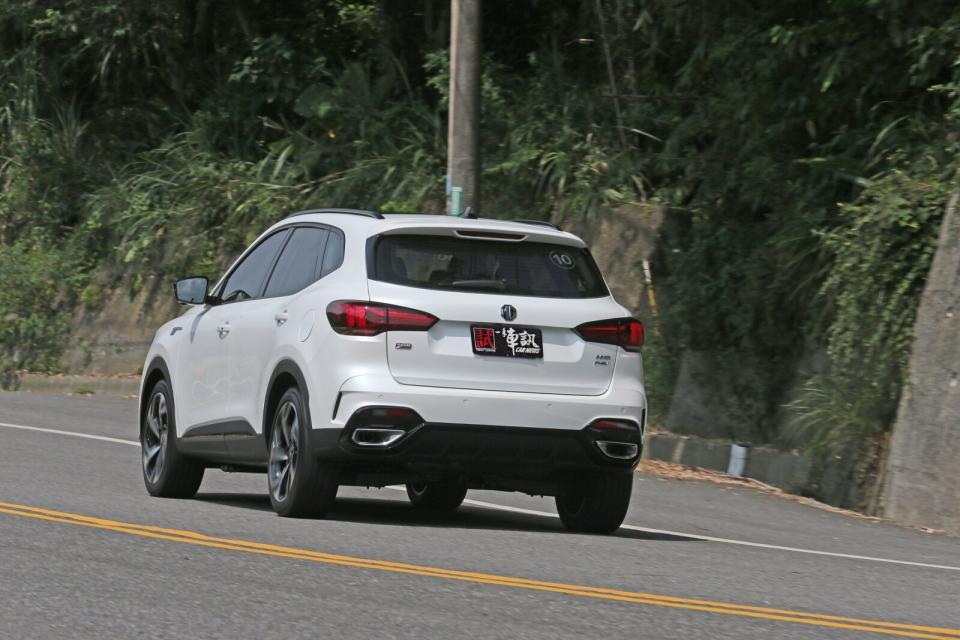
left=351, top=428, right=406, bottom=447
left=596, top=440, right=639, bottom=460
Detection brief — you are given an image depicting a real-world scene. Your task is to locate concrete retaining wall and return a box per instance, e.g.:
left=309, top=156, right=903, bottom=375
left=64, top=275, right=179, bottom=375
left=14, top=373, right=140, bottom=397
left=642, top=431, right=813, bottom=493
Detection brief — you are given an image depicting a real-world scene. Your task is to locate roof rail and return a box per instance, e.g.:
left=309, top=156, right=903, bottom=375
left=286, top=208, right=384, bottom=220
left=379, top=211, right=445, bottom=216
left=511, top=218, right=560, bottom=230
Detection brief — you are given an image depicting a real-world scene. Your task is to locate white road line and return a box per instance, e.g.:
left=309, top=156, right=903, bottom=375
left=462, top=498, right=960, bottom=572
left=0, top=422, right=139, bottom=447
left=386, top=487, right=960, bottom=573
left=3, top=420, right=958, bottom=572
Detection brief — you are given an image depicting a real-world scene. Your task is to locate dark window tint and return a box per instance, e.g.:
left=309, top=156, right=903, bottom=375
left=264, top=227, right=329, bottom=297
left=372, top=235, right=608, bottom=299
left=320, top=228, right=345, bottom=277
left=221, top=230, right=289, bottom=302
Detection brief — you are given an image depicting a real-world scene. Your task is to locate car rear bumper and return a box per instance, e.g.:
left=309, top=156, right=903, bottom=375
left=309, top=420, right=642, bottom=494
left=312, top=373, right=646, bottom=493
left=327, top=373, right=646, bottom=432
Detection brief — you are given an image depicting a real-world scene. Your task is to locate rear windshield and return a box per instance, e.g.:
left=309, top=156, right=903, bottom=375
left=371, top=234, right=609, bottom=298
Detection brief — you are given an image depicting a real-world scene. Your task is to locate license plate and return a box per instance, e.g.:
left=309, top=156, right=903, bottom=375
left=471, top=325, right=543, bottom=359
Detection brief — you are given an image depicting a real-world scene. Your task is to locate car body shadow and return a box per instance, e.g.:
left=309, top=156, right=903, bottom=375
left=195, top=491, right=698, bottom=542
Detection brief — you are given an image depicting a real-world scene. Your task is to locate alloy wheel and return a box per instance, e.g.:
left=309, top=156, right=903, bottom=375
left=268, top=400, right=300, bottom=503
left=142, top=391, right=168, bottom=483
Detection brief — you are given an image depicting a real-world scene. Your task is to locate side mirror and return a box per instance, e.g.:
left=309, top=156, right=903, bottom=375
left=174, top=277, right=210, bottom=305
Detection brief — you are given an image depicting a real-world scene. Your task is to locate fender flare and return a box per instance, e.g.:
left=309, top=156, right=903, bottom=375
left=139, top=356, right=174, bottom=435
left=262, top=358, right=312, bottom=447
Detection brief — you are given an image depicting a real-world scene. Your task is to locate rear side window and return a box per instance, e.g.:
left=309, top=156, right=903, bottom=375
left=371, top=235, right=609, bottom=298
left=264, top=227, right=329, bottom=297
left=320, top=228, right=345, bottom=277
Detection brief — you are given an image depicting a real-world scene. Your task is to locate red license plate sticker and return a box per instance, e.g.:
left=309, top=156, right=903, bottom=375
left=472, top=326, right=497, bottom=353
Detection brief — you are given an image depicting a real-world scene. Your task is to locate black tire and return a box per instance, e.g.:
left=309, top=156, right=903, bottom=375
left=267, top=386, right=339, bottom=517
left=555, top=472, right=633, bottom=534
left=406, top=480, right=468, bottom=510
left=141, top=379, right=205, bottom=498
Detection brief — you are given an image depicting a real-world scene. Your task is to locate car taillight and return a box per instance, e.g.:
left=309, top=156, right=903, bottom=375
left=575, top=317, right=644, bottom=352
left=326, top=301, right=437, bottom=336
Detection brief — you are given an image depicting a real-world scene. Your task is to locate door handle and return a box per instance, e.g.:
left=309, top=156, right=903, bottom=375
left=216, top=323, right=231, bottom=338
left=275, top=310, right=289, bottom=326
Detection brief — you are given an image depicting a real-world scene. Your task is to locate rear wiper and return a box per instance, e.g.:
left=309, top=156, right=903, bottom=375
left=451, top=279, right=506, bottom=291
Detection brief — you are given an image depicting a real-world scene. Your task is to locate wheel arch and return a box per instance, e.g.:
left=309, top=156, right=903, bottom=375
left=140, top=357, right=173, bottom=434
left=262, top=359, right=311, bottom=449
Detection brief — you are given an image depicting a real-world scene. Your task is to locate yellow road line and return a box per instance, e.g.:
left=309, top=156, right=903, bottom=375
left=0, top=501, right=957, bottom=640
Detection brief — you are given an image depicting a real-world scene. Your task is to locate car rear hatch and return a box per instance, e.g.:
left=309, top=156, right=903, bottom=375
left=367, top=226, right=628, bottom=396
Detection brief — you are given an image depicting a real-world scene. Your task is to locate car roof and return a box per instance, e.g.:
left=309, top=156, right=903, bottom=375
left=276, top=208, right=585, bottom=246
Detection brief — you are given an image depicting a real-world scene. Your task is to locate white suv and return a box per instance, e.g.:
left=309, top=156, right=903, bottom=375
left=139, top=209, right=647, bottom=533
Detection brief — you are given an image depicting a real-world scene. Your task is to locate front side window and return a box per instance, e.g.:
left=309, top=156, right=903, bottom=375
left=264, top=227, right=330, bottom=298
left=220, top=230, right=289, bottom=302
left=371, top=234, right=609, bottom=299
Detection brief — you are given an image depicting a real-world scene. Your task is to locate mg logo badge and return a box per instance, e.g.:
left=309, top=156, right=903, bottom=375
left=500, top=304, right=517, bottom=321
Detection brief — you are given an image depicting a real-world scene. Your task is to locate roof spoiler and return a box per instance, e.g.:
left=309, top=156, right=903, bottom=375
left=511, top=219, right=560, bottom=230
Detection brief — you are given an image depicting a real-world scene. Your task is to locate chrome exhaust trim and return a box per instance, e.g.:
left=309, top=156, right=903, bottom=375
left=596, top=440, right=639, bottom=460
left=351, top=427, right=406, bottom=447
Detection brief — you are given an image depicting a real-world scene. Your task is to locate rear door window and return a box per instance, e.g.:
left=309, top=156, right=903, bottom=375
left=371, top=234, right=608, bottom=298
left=264, top=227, right=330, bottom=298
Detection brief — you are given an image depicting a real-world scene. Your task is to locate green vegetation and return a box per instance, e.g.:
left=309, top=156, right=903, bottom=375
left=1, top=1, right=958, bottom=493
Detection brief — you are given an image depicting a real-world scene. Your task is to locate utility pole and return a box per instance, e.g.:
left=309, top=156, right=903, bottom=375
left=446, top=0, right=481, bottom=216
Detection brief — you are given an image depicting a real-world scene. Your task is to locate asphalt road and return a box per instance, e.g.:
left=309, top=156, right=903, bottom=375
left=1, top=391, right=958, bottom=640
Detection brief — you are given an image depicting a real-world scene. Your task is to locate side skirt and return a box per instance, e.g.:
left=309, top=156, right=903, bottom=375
left=178, top=419, right=266, bottom=465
